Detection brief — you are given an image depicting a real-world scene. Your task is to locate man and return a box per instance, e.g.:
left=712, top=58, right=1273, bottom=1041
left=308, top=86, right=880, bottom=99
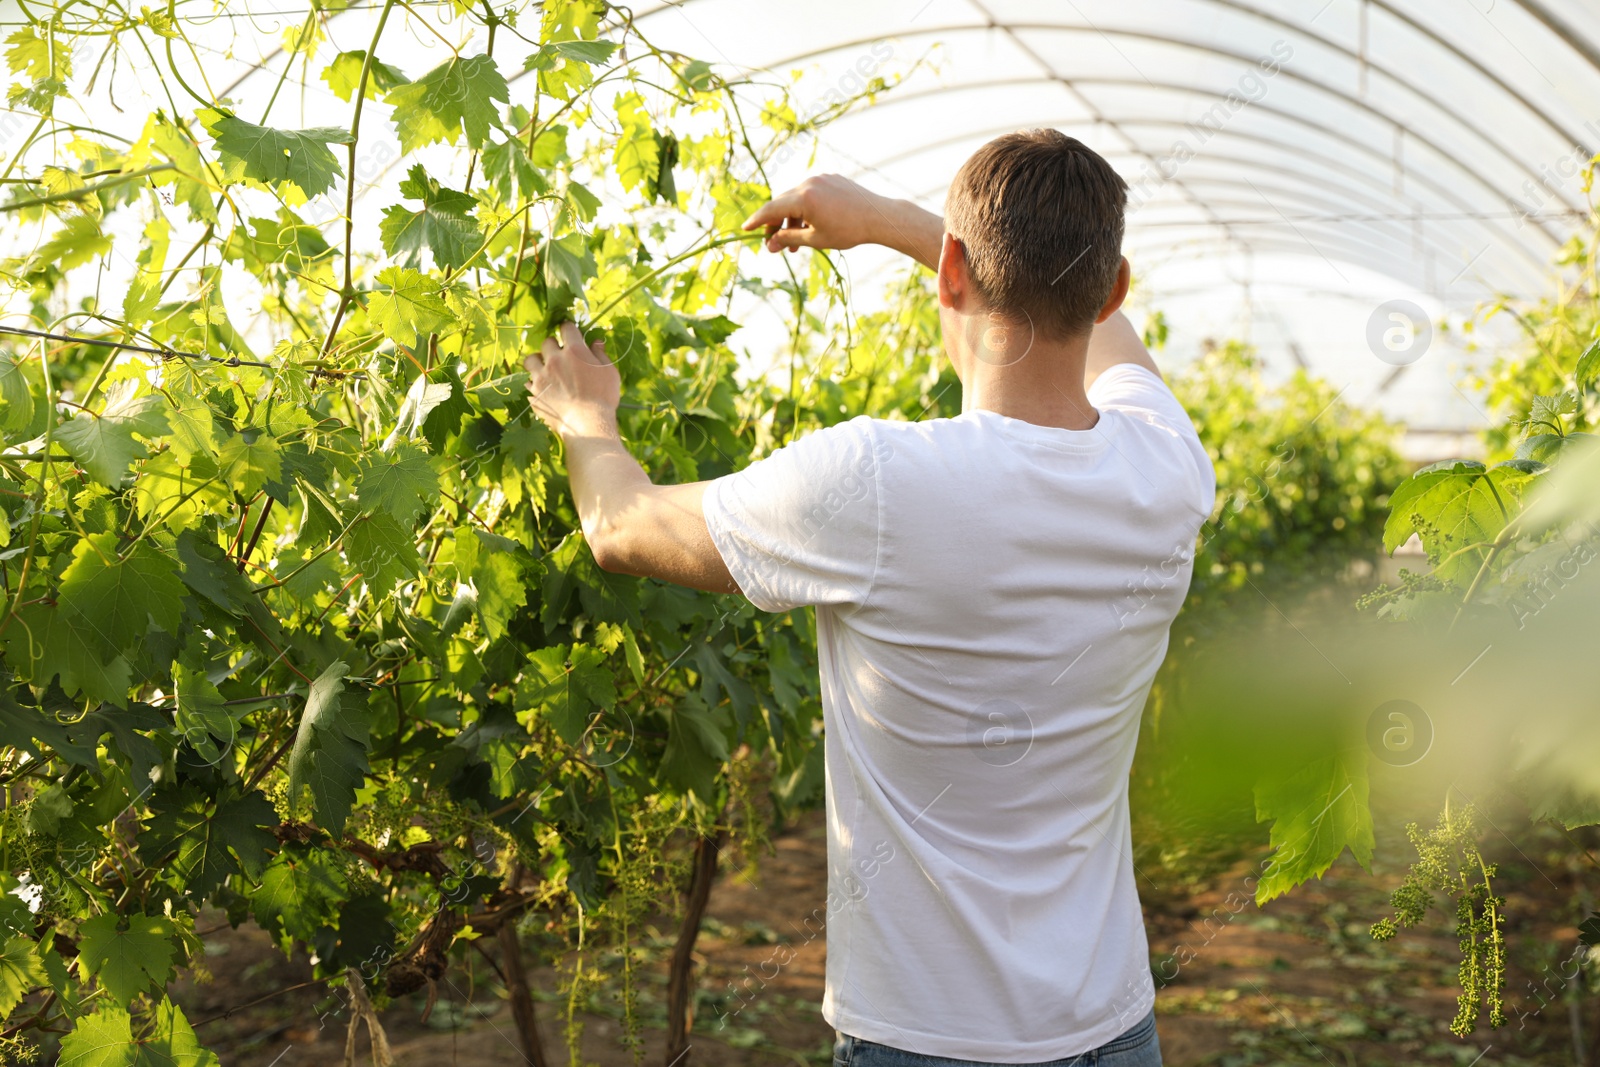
left=525, top=129, right=1215, bottom=1066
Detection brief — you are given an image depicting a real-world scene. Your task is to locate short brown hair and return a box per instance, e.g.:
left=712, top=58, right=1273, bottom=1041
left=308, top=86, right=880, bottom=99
left=944, top=129, right=1128, bottom=340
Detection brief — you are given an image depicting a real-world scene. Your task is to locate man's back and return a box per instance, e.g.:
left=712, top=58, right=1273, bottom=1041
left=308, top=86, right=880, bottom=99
left=703, top=364, right=1216, bottom=1062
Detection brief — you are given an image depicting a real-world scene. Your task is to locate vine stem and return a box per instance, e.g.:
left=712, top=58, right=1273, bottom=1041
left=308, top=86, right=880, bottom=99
left=498, top=916, right=551, bottom=1067
left=664, top=826, right=725, bottom=1067
left=0, top=336, right=57, bottom=642
left=587, top=231, right=763, bottom=324
left=1449, top=517, right=1522, bottom=631
left=0, top=164, right=177, bottom=212
left=322, top=0, right=399, bottom=359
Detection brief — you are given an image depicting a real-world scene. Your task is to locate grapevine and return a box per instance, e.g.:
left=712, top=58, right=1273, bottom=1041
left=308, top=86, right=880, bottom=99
left=0, top=0, right=930, bottom=1061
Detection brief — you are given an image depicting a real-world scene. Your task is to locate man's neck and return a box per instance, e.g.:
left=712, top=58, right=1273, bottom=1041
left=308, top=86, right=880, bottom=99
left=959, top=343, right=1100, bottom=432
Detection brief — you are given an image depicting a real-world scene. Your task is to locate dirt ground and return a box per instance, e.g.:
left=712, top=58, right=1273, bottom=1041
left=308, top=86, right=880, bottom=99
left=170, top=808, right=1597, bottom=1067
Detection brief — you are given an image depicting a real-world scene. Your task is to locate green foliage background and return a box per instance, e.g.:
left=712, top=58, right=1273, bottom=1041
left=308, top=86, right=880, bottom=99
left=0, top=1, right=948, bottom=1061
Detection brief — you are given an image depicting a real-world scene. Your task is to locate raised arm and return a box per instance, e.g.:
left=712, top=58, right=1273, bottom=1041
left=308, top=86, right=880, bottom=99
left=524, top=324, right=738, bottom=593
left=743, top=176, right=1160, bottom=390
left=1084, top=309, right=1163, bottom=390
left=742, top=174, right=943, bottom=271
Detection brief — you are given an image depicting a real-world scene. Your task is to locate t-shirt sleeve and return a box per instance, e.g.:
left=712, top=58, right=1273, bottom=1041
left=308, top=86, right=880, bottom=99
left=1090, top=363, right=1217, bottom=516
left=701, top=416, right=884, bottom=613
left=1088, top=363, right=1194, bottom=431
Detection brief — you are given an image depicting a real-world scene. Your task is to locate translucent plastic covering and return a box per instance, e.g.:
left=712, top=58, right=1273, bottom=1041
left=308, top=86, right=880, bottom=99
left=632, top=0, right=1600, bottom=438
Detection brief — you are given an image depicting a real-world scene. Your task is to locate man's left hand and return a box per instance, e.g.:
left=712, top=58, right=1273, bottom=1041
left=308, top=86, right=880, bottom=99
left=525, top=322, right=620, bottom=438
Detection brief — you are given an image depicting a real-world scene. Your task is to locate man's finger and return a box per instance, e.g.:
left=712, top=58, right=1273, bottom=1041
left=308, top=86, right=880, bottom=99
left=558, top=321, right=588, bottom=351
left=765, top=224, right=817, bottom=253
left=540, top=335, right=563, bottom=361
left=742, top=191, right=805, bottom=231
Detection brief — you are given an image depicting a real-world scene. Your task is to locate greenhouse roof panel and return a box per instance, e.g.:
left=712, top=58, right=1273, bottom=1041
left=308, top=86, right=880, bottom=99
left=633, top=0, right=1599, bottom=429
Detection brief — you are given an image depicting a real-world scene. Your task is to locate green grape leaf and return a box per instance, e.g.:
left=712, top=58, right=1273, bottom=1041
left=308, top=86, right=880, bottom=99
left=328, top=893, right=395, bottom=972
left=356, top=440, right=439, bottom=523
left=379, top=164, right=481, bottom=270
left=250, top=849, right=346, bottom=949
left=612, top=90, right=659, bottom=194
left=1527, top=390, right=1579, bottom=433
left=680, top=58, right=716, bottom=92
left=659, top=696, right=731, bottom=802
left=0, top=935, right=46, bottom=1018
left=58, top=534, right=186, bottom=655
left=517, top=643, right=615, bottom=745
left=0, top=353, right=34, bottom=432
left=128, top=114, right=215, bottom=224
left=0, top=687, right=78, bottom=763
left=5, top=25, right=69, bottom=82
left=543, top=232, right=595, bottom=293
left=473, top=547, right=526, bottom=641
left=287, top=662, right=369, bottom=833
left=204, top=111, right=349, bottom=198
left=1253, top=754, right=1374, bottom=904
left=55, top=386, right=168, bottom=488
left=471, top=371, right=529, bottom=410
left=25, top=782, right=74, bottom=835
left=367, top=265, right=451, bottom=348
left=123, top=216, right=170, bottom=330
left=26, top=213, right=111, bottom=274
left=481, top=136, right=543, bottom=199
left=525, top=39, right=616, bottom=100
left=141, top=786, right=277, bottom=899
left=319, top=49, right=409, bottom=102
left=1577, top=338, right=1600, bottom=390
left=1382, top=460, right=1537, bottom=585
left=163, top=395, right=215, bottom=464
left=75, top=913, right=176, bottom=1006
left=58, top=999, right=217, bottom=1067
left=345, top=511, right=421, bottom=597
left=1514, top=433, right=1566, bottom=465
left=385, top=54, right=508, bottom=152
left=174, top=531, right=252, bottom=615
left=172, top=661, right=234, bottom=761
left=385, top=371, right=456, bottom=445
left=54, top=413, right=142, bottom=487
left=216, top=431, right=282, bottom=497
left=4, top=602, right=132, bottom=707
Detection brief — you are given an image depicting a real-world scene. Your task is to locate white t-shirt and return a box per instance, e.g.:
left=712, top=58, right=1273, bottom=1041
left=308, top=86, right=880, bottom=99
left=701, top=364, right=1216, bottom=1062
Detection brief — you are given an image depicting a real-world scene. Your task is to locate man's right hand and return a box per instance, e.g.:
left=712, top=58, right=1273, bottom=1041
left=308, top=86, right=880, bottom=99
left=743, top=174, right=943, bottom=270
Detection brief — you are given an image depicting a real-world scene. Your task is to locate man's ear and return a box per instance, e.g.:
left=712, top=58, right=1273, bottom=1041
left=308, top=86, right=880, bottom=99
left=1094, top=256, right=1132, bottom=324
left=937, top=232, right=967, bottom=310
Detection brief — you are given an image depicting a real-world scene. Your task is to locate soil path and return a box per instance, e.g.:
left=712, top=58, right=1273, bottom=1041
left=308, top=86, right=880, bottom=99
left=179, top=810, right=1590, bottom=1067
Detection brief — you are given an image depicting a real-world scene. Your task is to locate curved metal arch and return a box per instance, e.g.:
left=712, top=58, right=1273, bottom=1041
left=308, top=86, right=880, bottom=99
left=825, top=75, right=1561, bottom=251
left=1201, top=0, right=1586, bottom=155
left=825, top=74, right=1559, bottom=261
left=1509, top=0, right=1600, bottom=76
left=860, top=96, right=1541, bottom=237
left=633, top=0, right=1596, bottom=147
left=1121, top=185, right=1488, bottom=270
left=1132, top=240, right=1521, bottom=300
left=861, top=120, right=1519, bottom=272
left=959, top=4, right=1254, bottom=266
left=1142, top=280, right=1455, bottom=304
left=1121, top=191, right=1531, bottom=291
left=905, top=171, right=1520, bottom=289
left=1088, top=162, right=1479, bottom=267
left=1097, top=179, right=1443, bottom=267
left=743, top=21, right=1583, bottom=220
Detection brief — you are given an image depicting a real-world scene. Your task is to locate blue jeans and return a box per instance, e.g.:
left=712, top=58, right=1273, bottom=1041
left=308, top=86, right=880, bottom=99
left=832, top=1008, right=1162, bottom=1067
